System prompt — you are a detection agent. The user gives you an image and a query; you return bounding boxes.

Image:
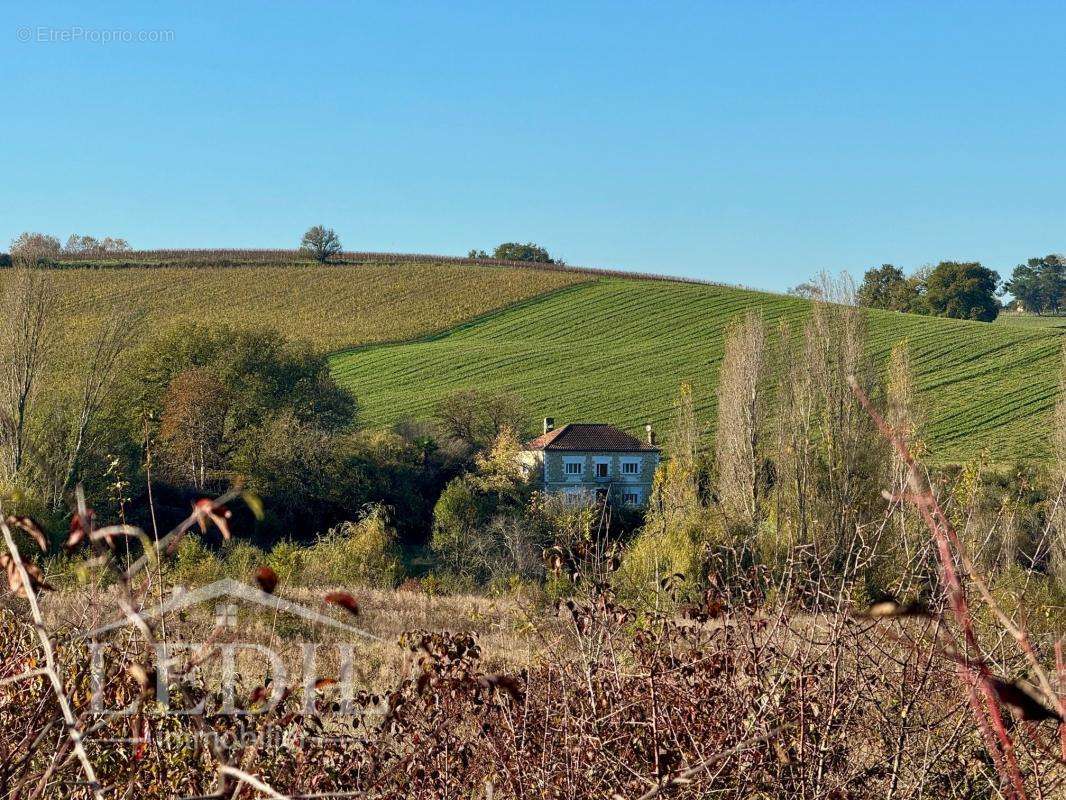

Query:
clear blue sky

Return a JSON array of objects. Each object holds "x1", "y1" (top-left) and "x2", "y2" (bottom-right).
[{"x1": 3, "y1": 1, "x2": 1064, "y2": 290}]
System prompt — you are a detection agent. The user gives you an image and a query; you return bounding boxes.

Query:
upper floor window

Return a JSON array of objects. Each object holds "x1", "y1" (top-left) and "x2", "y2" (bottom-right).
[
  {"x1": 595, "y1": 462, "x2": 609, "y2": 478},
  {"x1": 564, "y1": 461, "x2": 583, "y2": 475},
  {"x1": 621, "y1": 460, "x2": 641, "y2": 475}
]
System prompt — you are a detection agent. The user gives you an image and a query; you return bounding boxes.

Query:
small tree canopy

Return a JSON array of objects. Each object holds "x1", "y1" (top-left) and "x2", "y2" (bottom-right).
[
  {"x1": 857, "y1": 264, "x2": 923, "y2": 313},
  {"x1": 300, "y1": 225, "x2": 343, "y2": 263},
  {"x1": 1005, "y1": 255, "x2": 1066, "y2": 314},
  {"x1": 924, "y1": 261, "x2": 1001, "y2": 322},
  {"x1": 787, "y1": 282, "x2": 822, "y2": 300},
  {"x1": 492, "y1": 242, "x2": 555, "y2": 263}
]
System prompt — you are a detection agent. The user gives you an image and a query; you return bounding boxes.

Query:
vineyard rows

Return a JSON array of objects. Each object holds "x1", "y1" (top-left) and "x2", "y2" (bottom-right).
[{"x1": 332, "y1": 279, "x2": 1066, "y2": 464}]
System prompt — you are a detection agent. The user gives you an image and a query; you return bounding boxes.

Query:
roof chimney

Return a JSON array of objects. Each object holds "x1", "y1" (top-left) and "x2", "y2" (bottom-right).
[
  {"x1": 543, "y1": 417, "x2": 555, "y2": 435},
  {"x1": 645, "y1": 423, "x2": 656, "y2": 446}
]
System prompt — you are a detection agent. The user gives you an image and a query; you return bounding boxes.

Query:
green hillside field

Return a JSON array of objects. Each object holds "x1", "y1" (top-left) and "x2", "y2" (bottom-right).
[{"x1": 331, "y1": 279, "x2": 1066, "y2": 464}]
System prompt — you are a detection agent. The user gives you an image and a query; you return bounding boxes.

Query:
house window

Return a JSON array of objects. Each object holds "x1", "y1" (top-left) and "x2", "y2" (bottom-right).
[
  {"x1": 595, "y1": 462, "x2": 609, "y2": 478},
  {"x1": 623, "y1": 490, "x2": 641, "y2": 506},
  {"x1": 621, "y1": 460, "x2": 640, "y2": 476},
  {"x1": 564, "y1": 461, "x2": 583, "y2": 476}
]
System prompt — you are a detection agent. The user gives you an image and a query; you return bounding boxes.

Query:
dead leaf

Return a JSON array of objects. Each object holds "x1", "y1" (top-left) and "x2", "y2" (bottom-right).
[
  {"x1": 255, "y1": 566, "x2": 278, "y2": 594},
  {"x1": 7, "y1": 515, "x2": 48, "y2": 552},
  {"x1": 988, "y1": 677, "x2": 1062, "y2": 722},
  {"x1": 324, "y1": 591, "x2": 359, "y2": 616}
]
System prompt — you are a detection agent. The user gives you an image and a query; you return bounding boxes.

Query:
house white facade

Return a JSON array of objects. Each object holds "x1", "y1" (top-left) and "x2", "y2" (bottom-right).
[{"x1": 518, "y1": 418, "x2": 660, "y2": 507}]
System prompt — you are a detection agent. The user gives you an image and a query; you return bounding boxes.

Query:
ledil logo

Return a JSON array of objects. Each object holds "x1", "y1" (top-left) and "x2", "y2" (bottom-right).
[{"x1": 83, "y1": 578, "x2": 378, "y2": 718}]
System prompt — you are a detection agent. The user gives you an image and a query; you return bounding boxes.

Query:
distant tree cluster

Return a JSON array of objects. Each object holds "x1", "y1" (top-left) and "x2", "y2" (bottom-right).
[
  {"x1": 855, "y1": 261, "x2": 1002, "y2": 322},
  {"x1": 7, "y1": 231, "x2": 130, "y2": 265},
  {"x1": 1004, "y1": 254, "x2": 1066, "y2": 314},
  {"x1": 468, "y1": 242, "x2": 559, "y2": 264},
  {"x1": 63, "y1": 234, "x2": 130, "y2": 255}
]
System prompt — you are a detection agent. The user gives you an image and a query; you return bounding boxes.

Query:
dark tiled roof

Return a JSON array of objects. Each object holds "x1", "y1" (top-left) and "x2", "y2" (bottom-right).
[{"x1": 525, "y1": 423, "x2": 658, "y2": 452}]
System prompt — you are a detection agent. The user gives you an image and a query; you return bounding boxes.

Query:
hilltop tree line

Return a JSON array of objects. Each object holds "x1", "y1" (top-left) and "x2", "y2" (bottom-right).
[
  {"x1": 7, "y1": 227, "x2": 563, "y2": 269},
  {"x1": 6, "y1": 231, "x2": 130, "y2": 264},
  {"x1": 838, "y1": 254, "x2": 1066, "y2": 322}
]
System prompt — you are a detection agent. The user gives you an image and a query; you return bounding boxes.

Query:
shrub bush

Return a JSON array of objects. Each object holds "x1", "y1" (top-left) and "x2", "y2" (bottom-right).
[
  {"x1": 168, "y1": 533, "x2": 224, "y2": 585},
  {"x1": 299, "y1": 505, "x2": 404, "y2": 588}
]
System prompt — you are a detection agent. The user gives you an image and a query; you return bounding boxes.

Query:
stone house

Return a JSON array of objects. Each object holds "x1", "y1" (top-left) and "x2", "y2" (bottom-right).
[{"x1": 518, "y1": 418, "x2": 660, "y2": 507}]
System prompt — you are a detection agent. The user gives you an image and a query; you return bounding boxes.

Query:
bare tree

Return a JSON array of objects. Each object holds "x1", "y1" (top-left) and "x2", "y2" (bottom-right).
[
  {"x1": 435, "y1": 388, "x2": 527, "y2": 450},
  {"x1": 772, "y1": 274, "x2": 886, "y2": 569},
  {"x1": 882, "y1": 338, "x2": 929, "y2": 585},
  {"x1": 9, "y1": 232, "x2": 61, "y2": 260},
  {"x1": 661, "y1": 382, "x2": 701, "y2": 521},
  {"x1": 805, "y1": 272, "x2": 885, "y2": 562},
  {"x1": 774, "y1": 319, "x2": 814, "y2": 546},
  {"x1": 300, "y1": 225, "x2": 343, "y2": 263},
  {"x1": 715, "y1": 311, "x2": 767, "y2": 530},
  {"x1": 0, "y1": 255, "x2": 56, "y2": 482},
  {"x1": 886, "y1": 339, "x2": 922, "y2": 483},
  {"x1": 45, "y1": 310, "x2": 144, "y2": 509},
  {"x1": 63, "y1": 234, "x2": 130, "y2": 255}
]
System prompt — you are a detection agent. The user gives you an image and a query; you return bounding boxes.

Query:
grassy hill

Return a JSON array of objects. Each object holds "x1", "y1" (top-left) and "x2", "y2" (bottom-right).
[
  {"x1": 995, "y1": 313, "x2": 1066, "y2": 331},
  {"x1": 331, "y1": 279, "x2": 1065, "y2": 464},
  {"x1": 26, "y1": 252, "x2": 1066, "y2": 464}
]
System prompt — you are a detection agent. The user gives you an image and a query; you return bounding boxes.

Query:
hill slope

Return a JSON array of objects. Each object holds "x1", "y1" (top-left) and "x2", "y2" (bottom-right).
[
  {"x1": 37, "y1": 262, "x2": 587, "y2": 352},
  {"x1": 331, "y1": 279, "x2": 1065, "y2": 464}
]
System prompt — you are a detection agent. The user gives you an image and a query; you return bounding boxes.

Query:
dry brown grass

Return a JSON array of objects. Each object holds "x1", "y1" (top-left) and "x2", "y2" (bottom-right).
[{"x1": 27, "y1": 582, "x2": 545, "y2": 692}]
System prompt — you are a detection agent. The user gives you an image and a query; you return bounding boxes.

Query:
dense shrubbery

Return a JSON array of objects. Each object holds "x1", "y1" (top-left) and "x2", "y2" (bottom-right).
[{"x1": 167, "y1": 504, "x2": 404, "y2": 588}]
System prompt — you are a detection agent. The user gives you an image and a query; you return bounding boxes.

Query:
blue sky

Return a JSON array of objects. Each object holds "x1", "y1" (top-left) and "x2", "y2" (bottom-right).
[{"x1": 3, "y1": 1, "x2": 1064, "y2": 290}]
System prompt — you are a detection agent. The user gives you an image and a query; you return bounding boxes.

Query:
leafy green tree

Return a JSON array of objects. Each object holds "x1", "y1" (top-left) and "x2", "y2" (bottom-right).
[
  {"x1": 126, "y1": 325, "x2": 361, "y2": 537},
  {"x1": 300, "y1": 225, "x2": 343, "y2": 263},
  {"x1": 856, "y1": 265, "x2": 922, "y2": 312},
  {"x1": 430, "y1": 428, "x2": 539, "y2": 581},
  {"x1": 1005, "y1": 255, "x2": 1066, "y2": 314},
  {"x1": 492, "y1": 242, "x2": 555, "y2": 263},
  {"x1": 923, "y1": 261, "x2": 1001, "y2": 322},
  {"x1": 431, "y1": 475, "x2": 487, "y2": 574}
]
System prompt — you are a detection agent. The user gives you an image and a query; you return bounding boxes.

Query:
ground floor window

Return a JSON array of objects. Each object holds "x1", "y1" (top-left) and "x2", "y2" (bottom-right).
[{"x1": 622, "y1": 489, "x2": 641, "y2": 506}]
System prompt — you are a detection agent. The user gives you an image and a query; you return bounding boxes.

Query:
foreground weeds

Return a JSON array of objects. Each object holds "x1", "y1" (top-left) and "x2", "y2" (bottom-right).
[{"x1": 0, "y1": 566, "x2": 1061, "y2": 798}]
